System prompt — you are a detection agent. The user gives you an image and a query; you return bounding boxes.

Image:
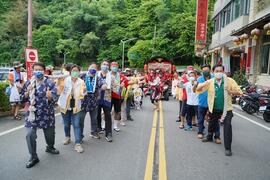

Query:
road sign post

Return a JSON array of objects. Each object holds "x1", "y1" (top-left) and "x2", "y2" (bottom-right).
[{"x1": 25, "y1": 48, "x2": 38, "y2": 80}]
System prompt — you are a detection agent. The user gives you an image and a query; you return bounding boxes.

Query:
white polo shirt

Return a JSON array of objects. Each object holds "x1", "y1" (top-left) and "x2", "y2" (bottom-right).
[{"x1": 184, "y1": 82, "x2": 199, "y2": 106}]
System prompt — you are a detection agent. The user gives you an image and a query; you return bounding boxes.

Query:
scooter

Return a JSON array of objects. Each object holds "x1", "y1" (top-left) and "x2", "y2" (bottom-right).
[{"x1": 240, "y1": 92, "x2": 270, "y2": 122}]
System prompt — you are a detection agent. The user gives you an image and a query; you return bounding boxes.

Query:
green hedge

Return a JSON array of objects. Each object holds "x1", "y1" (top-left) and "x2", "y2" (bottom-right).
[{"x1": 0, "y1": 82, "x2": 11, "y2": 112}]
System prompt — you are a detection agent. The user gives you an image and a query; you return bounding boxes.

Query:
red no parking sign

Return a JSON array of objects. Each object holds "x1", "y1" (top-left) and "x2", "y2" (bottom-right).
[{"x1": 25, "y1": 48, "x2": 39, "y2": 80}]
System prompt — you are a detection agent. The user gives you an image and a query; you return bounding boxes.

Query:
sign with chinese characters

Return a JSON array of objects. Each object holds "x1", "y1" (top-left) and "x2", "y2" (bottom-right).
[
  {"x1": 195, "y1": 0, "x2": 208, "y2": 44},
  {"x1": 25, "y1": 48, "x2": 39, "y2": 80}
]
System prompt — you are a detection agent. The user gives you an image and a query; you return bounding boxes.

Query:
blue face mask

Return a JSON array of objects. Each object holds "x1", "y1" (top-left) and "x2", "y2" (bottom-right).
[
  {"x1": 88, "y1": 69, "x2": 97, "y2": 75},
  {"x1": 112, "y1": 66, "x2": 118, "y2": 72},
  {"x1": 33, "y1": 71, "x2": 44, "y2": 79},
  {"x1": 101, "y1": 65, "x2": 109, "y2": 72}
]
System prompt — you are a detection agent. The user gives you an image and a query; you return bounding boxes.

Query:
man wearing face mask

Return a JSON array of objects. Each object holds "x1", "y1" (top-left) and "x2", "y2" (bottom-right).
[
  {"x1": 197, "y1": 64, "x2": 243, "y2": 156},
  {"x1": 21, "y1": 62, "x2": 59, "y2": 168},
  {"x1": 110, "y1": 62, "x2": 129, "y2": 131},
  {"x1": 80, "y1": 63, "x2": 103, "y2": 140},
  {"x1": 97, "y1": 60, "x2": 114, "y2": 142},
  {"x1": 179, "y1": 71, "x2": 199, "y2": 131},
  {"x1": 193, "y1": 64, "x2": 214, "y2": 140}
]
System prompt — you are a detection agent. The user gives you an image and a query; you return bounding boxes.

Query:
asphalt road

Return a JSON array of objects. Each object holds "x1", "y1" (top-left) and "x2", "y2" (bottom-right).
[{"x1": 0, "y1": 98, "x2": 270, "y2": 180}]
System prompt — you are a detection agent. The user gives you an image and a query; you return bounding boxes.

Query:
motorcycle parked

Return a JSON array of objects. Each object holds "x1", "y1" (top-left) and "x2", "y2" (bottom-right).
[{"x1": 239, "y1": 92, "x2": 270, "y2": 122}]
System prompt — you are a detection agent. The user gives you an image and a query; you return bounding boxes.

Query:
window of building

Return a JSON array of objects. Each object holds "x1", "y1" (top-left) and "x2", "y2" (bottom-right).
[
  {"x1": 260, "y1": 44, "x2": 270, "y2": 74},
  {"x1": 221, "y1": 11, "x2": 226, "y2": 27},
  {"x1": 214, "y1": 15, "x2": 220, "y2": 33},
  {"x1": 232, "y1": 0, "x2": 241, "y2": 20},
  {"x1": 244, "y1": 0, "x2": 250, "y2": 15},
  {"x1": 261, "y1": 35, "x2": 270, "y2": 74},
  {"x1": 226, "y1": 4, "x2": 231, "y2": 25}
]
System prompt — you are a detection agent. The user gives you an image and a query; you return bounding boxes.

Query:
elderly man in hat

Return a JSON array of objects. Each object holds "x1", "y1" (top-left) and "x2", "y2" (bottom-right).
[{"x1": 8, "y1": 61, "x2": 25, "y2": 120}]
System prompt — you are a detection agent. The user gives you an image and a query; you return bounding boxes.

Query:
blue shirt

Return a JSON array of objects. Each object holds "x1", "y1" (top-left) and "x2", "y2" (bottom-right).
[{"x1": 197, "y1": 75, "x2": 213, "y2": 108}]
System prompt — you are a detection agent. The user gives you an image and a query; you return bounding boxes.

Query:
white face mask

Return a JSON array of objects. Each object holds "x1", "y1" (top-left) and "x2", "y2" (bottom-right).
[
  {"x1": 214, "y1": 72, "x2": 223, "y2": 79},
  {"x1": 189, "y1": 77, "x2": 195, "y2": 82}
]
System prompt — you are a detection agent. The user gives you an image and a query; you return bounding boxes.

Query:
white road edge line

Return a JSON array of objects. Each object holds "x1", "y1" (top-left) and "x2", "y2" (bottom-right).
[
  {"x1": 0, "y1": 113, "x2": 61, "y2": 137},
  {"x1": 234, "y1": 112, "x2": 270, "y2": 132}
]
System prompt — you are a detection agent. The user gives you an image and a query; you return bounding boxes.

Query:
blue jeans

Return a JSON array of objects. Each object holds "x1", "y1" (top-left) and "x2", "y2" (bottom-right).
[
  {"x1": 61, "y1": 111, "x2": 81, "y2": 144},
  {"x1": 80, "y1": 107, "x2": 98, "y2": 139},
  {"x1": 197, "y1": 106, "x2": 208, "y2": 134}
]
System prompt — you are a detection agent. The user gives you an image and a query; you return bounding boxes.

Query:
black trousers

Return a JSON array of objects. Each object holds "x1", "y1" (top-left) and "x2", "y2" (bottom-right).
[
  {"x1": 208, "y1": 110, "x2": 233, "y2": 150},
  {"x1": 111, "y1": 98, "x2": 122, "y2": 113},
  {"x1": 97, "y1": 105, "x2": 112, "y2": 136},
  {"x1": 26, "y1": 126, "x2": 55, "y2": 159},
  {"x1": 223, "y1": 111, "x2": 233, "y2": 150}
]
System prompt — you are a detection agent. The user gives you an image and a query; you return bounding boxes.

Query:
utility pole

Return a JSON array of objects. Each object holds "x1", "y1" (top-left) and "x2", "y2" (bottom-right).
[
  {"x1": 152, "y1": 25, "x2": 157, "y2": 56},
  {"x1": 27, "y1": 0, "x2": 33, "y2": 47},
  {"x1": 120, "y1": 38, "x2": 137, "y2": 71}
]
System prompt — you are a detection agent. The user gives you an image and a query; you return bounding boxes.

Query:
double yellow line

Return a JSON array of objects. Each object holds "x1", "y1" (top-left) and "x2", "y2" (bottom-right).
[{"x1": 144, "y1": 101, "x2": 167, "y2": 180}]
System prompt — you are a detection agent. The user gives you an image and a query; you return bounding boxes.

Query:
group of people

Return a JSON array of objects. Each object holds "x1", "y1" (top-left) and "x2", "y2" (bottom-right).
[
  {"x1": 8, "y1": 60, "x2": 145, "y2": 168},
  {"x1": 173, "y1": 64, "x2": 243, "y2": 156},
  {"x1": 7, "y1": 60, "x2": 243, "y2": 169}
]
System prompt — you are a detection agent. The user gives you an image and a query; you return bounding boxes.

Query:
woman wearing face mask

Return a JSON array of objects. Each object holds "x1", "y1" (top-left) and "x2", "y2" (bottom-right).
[
  {"x1": 58, "y1": 64, "x2": 86, "y2": 153},
  {"x1": 80, "y1": 63, "x2": 103, "y2": 140},
  {"x1": 179, "y1": 71, "x2": 199, "y2": 131},
  {"x1": 21, "y1": 62, "x2": 59, "y2": 168},
  {"x1": 197, "y1": 64, "x2": 243, "y2": 156},
  {"x1": 97, "y1": 60, "x2": 114, "y2": 142},
  {"x1": 110, "y1": 62, "x2": 129, "y2": 131}
]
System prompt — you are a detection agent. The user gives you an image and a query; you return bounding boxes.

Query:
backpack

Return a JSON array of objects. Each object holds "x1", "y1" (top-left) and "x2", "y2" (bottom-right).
[{"x1": 5, "y1": 86, "x2": 11, "y2": 96}]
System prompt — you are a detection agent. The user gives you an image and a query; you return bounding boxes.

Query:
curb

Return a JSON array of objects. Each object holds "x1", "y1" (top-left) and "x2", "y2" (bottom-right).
[{"x1": 0, "y1": 111, "x2": 12, "y2": 118}]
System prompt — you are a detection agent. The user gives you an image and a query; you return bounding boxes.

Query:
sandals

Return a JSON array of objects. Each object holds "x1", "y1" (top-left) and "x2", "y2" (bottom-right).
[{"x1": 14, "y1": 115, "x2": 22, "y2": 120}]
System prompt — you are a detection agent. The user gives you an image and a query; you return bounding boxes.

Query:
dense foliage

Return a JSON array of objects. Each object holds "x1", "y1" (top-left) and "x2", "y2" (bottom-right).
[
  {"x1": 0, "y1": 82, "x2": 11, "y2": 111},
  {"x1": 0, "y1": 0, "x2": 215, "y2": 68}
]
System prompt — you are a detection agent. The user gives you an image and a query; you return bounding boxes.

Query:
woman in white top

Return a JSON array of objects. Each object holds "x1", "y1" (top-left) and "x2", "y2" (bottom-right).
[
  {"x1": 58, "y1": 64, "x2": 86, "y2": 153},
  {"x1": 180, "y1": 71, "x2": 198, "y2": 131}
]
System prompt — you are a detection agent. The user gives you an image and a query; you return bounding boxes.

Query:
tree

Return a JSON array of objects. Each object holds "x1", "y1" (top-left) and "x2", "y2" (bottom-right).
[
  {"x1": 32, "y1": 25, "x2": 62, "y2": 65},
  {"x1": 128, "y1": 40, "x2": 153, "y2": 68}
]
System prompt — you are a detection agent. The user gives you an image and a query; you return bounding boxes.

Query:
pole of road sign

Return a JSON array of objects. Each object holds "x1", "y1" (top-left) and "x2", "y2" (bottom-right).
[
  {"x1": 121, "y1": 41, "x2": 125, "y2": 71},
  {"x1": 27, "y1": 0, "x2": 33, "y2": 47},
  {"x1": 121, "y1": 38, "x2": 137, "y2": 71}
]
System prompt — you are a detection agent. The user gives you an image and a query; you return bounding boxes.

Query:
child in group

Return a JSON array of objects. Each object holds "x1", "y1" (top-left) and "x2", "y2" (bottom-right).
[{"x1": 133, "y1": 83, "x2": 143, "y2": 110}]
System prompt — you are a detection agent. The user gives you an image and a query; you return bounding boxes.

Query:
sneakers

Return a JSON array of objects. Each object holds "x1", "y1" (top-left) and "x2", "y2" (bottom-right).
[
  {"x1": 225, "y1": 149, "x2": 232, "y2": 156},
  {"x1": 215, "y1": 138, "x2": 222, "y2": 144},
  {"x1": 120, "y1": 122, "x2": 126, "y2": 126},
  {"x1": 184, "y1": 126, "x2": 192, "y2": 131},
  {"x1": 74, "y1": 144, "x2": 84, "y2": 153},
  {"x1": 202, "y1": 138, "x2": 213, "y2": 143},
  {"x1": 90, "y1": 133, "x2": 100, "y2": 139},
  {"x1": 114, "y1": 127, "x2": 120, "y2": 132},
  {"x1": 197, "y1": 134, "x2": 204, "y2": 139},
  {"x1": 105, "y1": 134, "x2": 113, "y2": 142},
  {"x1": 45, "y1": 146, "x2": 60, "y2": 154},
  {"x1": 63, "y1": 137, "x2": 71, "y2": 145}
]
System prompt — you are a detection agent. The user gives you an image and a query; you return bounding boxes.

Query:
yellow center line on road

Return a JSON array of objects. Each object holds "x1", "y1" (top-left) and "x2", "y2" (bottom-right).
[
  {"x1": 144, "y1": 110, "x2": 158, "y2": 180},
  {"x1": 159, "y1": 101, "x2": 167, "y2": 180}
]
